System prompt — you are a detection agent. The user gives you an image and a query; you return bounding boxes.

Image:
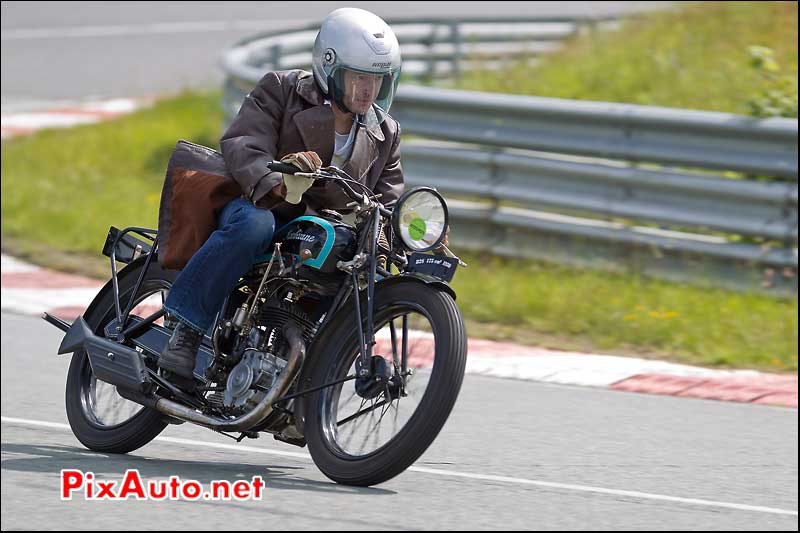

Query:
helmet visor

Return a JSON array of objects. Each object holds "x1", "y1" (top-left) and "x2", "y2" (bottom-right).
[{"x1": 332, "y1": 67, "x2": 400, "y2": 120}]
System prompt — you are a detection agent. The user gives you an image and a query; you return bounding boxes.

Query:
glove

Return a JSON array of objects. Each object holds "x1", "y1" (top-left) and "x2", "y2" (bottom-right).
[
  {"x1": 282, "y1": 151, "x2": 322, "y2": 172},
  {"x1": 272, "y1": 151, "x2": 322, "y2": 204}
]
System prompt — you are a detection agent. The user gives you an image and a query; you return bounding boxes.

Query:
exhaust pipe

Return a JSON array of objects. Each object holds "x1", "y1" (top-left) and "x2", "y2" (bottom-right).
[
  {"x1": 43, "y1": 312, "x2": 71, "y2": 333},
  {"x1": 152, "y1": 322, "x2": 306, "y2": 431}
]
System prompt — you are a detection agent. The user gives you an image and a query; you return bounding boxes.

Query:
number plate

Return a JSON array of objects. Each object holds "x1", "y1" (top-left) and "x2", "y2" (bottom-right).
[{"x1": 406, "y1": 253, "x2": 458, "y2": 282}]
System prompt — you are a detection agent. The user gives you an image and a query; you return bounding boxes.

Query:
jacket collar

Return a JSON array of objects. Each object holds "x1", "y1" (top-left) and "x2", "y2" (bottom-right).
[
  {"x1": 341, "y1": 121, "x2": 380, "y2": 180},
  {"x1": 296, "y1": 71, "x2": 326, "y2": 106}
]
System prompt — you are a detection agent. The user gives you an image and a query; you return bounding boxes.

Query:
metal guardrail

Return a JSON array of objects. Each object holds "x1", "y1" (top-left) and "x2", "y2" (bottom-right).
[
  {"x1": 395, "y1": 86, "x2": 799, "y2": 180},
  {"x1": 220, "y1": 17, "x2": 799, "y2": 294}
]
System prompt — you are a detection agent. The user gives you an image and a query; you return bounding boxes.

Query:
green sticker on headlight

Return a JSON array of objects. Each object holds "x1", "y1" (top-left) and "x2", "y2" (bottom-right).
[{"x1": 409, "y1": 218, "x2": 427, "y2": 240}]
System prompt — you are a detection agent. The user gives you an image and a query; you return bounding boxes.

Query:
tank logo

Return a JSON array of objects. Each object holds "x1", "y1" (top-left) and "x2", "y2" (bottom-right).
[{"x1": 286, "y1": 231, "x2": 316, "y2": 243}]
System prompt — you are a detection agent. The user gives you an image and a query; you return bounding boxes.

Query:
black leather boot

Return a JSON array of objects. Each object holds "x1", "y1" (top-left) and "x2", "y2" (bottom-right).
[{"x1": 158, "y1": 321, "x2": 202, "y2": 379}]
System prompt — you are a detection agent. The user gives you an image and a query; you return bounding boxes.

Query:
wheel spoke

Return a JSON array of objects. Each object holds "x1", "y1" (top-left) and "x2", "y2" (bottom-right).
[
  {"x1": 379, "y1": 384, "x2": 393, "y2": 420},
  {"x1": 340, "y1": 397, "x2": 368, "y2": 449},
  {"x1": 402, "y1": 314, "x2": 408, "y2": 375},
  {"x1": 356, "y1": 399, "x2": 379, "y2": 455},
  {"x1": 392, "y1": 391, "x2": 400, "y2": 433},
  {"x1": 389, "y1": 319, "x2": 400, "y2": 370},
  {"x1": 340, "y1": 388, "x2": 358, "y2": 409}
]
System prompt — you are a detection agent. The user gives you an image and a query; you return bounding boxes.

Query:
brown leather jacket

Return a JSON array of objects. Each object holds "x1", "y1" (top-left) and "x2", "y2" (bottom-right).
[
  {"x1": 221, "y1": 69, "x2": 405, "y2": 221},
  {"x1": 157, "y1": 69, "x2": 404, "y2": 270}
]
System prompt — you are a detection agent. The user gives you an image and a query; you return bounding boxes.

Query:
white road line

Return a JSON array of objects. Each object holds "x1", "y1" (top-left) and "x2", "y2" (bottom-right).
[
  {"x1": 2, "y1": 416, "x2": 797, "y2": 517},
  {"x1": 406, "y1": 467, "x2": 799, "y2": 517},
  {"x1": 1, "y1": 20, "x2": 310, "y2": 40}
]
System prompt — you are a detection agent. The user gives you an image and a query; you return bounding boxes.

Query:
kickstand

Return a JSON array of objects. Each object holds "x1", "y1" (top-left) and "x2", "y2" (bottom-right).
[{"x1": 216, "y1": 431, "x2": 260, "y2": 442}]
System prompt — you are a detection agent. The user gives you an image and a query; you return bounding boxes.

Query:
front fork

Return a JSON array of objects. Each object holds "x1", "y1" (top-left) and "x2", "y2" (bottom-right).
[
  {"x1": 352, "y1": 210, "x2": 411, "y2": 392},
  {"x1": 350, "y1": 208, "x2": 380, "y2": 368}
]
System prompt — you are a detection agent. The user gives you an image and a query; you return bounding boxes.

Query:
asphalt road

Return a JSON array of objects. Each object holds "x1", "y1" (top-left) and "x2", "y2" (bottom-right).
[
  {"x1": 1, "y1": 312, "x2": 797, "y2": 530},
  {"x1": 1, "y1": 1, "x2": 668, "y2": 111}
]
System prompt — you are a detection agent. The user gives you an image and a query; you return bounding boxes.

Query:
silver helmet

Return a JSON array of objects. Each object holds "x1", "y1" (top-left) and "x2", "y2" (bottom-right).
[{"x1": 312, "y1": 8, "x2": 401, "y2": 123}]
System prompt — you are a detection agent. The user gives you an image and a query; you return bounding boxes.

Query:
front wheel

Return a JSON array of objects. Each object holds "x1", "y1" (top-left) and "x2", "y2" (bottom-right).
[{"x1": 304, "y1": 281, "x2": 467, "y2": 486}]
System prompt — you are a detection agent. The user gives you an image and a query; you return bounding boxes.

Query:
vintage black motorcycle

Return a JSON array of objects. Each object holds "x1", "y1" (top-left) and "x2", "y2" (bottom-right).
[{"x1": 44, "y1": 155, "x2": 467, "y2": 486}]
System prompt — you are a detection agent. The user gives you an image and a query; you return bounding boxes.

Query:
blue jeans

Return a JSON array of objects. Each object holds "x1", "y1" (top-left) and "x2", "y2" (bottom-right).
[{"x1": 163, "y1": 197, "x2": 285, "y2": 334}]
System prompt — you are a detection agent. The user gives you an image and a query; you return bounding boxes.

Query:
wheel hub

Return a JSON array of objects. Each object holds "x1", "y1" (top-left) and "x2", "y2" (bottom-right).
[{"x1": 355, "y1": 356, "x2": 401, "y2": 400}]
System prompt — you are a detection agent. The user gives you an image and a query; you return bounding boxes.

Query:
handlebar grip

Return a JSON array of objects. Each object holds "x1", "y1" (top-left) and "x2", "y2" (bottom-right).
[{"x1": 267, "y1": 161, "x2": 302, "y2": 175}]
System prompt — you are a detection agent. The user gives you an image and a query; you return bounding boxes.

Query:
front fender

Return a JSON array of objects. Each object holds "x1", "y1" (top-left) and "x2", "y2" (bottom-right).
[{"x1": 376, "y1": 272, "x2": 457, "y2": 301}]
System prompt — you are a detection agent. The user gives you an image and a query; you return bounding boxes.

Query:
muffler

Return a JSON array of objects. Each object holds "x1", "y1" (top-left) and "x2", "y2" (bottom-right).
[{"x1": 57, "y1": 316, "x2": 150, "y2": 392}]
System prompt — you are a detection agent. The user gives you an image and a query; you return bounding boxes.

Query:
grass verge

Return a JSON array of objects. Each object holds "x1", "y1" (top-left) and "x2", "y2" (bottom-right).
[{"x1": 450, "y1": 251, "x2": 797, "y2": 372}]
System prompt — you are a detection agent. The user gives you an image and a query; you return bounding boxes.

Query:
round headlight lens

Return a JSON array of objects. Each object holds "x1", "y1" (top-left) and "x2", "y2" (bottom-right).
[{"x1": 392, "y1": 188, "x2": 448, "y2": 252}]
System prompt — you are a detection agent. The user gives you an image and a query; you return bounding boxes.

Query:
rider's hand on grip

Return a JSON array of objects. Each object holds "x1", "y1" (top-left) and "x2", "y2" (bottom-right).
[
  {"x1": 281, "y1": 151, "x2": 322, "y2": 172},
  {"x1": 274, "y1": 151, "x2": 322, "y2": 204}
]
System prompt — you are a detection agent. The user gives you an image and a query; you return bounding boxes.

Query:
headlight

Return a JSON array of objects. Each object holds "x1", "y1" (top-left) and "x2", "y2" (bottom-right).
[{"x1": 392, "y1": 187, "x2": 449, "y2": 252}]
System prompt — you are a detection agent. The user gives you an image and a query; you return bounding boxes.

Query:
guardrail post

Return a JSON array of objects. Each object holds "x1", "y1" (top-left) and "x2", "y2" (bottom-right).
[
  {"x1": 450, "y1": 21, "x2": 462, "y2": 79},
  {"x1": 425, "y1": 24, "x2": 438, "y2": 82},
  {"x1": 487, "y1": 147, "x2": 506, "y2": 254},
  {"x1": 270, "y1": 43, "x2": 283, "y2": 70}
]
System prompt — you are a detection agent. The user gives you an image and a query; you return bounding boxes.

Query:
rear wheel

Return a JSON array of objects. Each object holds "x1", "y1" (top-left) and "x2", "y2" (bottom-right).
[
  {"x1": 304, "y1": 282, "x2": 467, "y2": 486},
  {"x1": 65, "y1": 258, "x2": 176, "y2": 454}
]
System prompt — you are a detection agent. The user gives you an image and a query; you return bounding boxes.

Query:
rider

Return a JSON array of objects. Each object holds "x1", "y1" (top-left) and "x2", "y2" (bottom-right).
[{"x1": 158, "y1": 7, "x2": 406, "y2": 379}]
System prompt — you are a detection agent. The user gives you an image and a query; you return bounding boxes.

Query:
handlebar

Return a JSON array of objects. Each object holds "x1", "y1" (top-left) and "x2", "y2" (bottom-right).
[
  {"x1": 267, "y1": 161, "x2": 392, "y2": 218},
  {"x1": 267, "y1": 161, "x2": 302, "y2": 175}
]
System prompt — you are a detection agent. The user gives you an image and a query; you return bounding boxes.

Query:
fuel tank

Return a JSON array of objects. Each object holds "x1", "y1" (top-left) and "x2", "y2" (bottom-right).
[{"x1": 259, "y1": 215, "x2": 357, "y2": 273}]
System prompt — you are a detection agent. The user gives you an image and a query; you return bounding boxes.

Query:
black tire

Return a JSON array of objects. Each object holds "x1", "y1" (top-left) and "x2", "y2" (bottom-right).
[
  {"x1": 65, "y1": 257, "x2": 177, "y2": 454},
  {"x1": 303, "y1": 281, "x2": 467, "y2": 486}
]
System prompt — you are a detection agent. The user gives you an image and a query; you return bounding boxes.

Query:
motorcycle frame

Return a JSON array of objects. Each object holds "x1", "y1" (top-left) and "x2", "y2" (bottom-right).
[{"x1": 105, "y1": 226, "x2": 166, "y2": 343}]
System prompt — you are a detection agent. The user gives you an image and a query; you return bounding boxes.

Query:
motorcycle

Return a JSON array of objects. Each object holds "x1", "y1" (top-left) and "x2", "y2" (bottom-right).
[{"x1": 44, "y1": 156, "x2": 468, "y2": 486}]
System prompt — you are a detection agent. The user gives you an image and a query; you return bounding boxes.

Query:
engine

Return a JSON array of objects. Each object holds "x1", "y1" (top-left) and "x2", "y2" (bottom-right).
[
  {"x1": 213, "y1": 298, "x2": 316, "y2": 416},
  {"x1": 223, "y1": 348, "x2": 286, "y2": 413}
]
